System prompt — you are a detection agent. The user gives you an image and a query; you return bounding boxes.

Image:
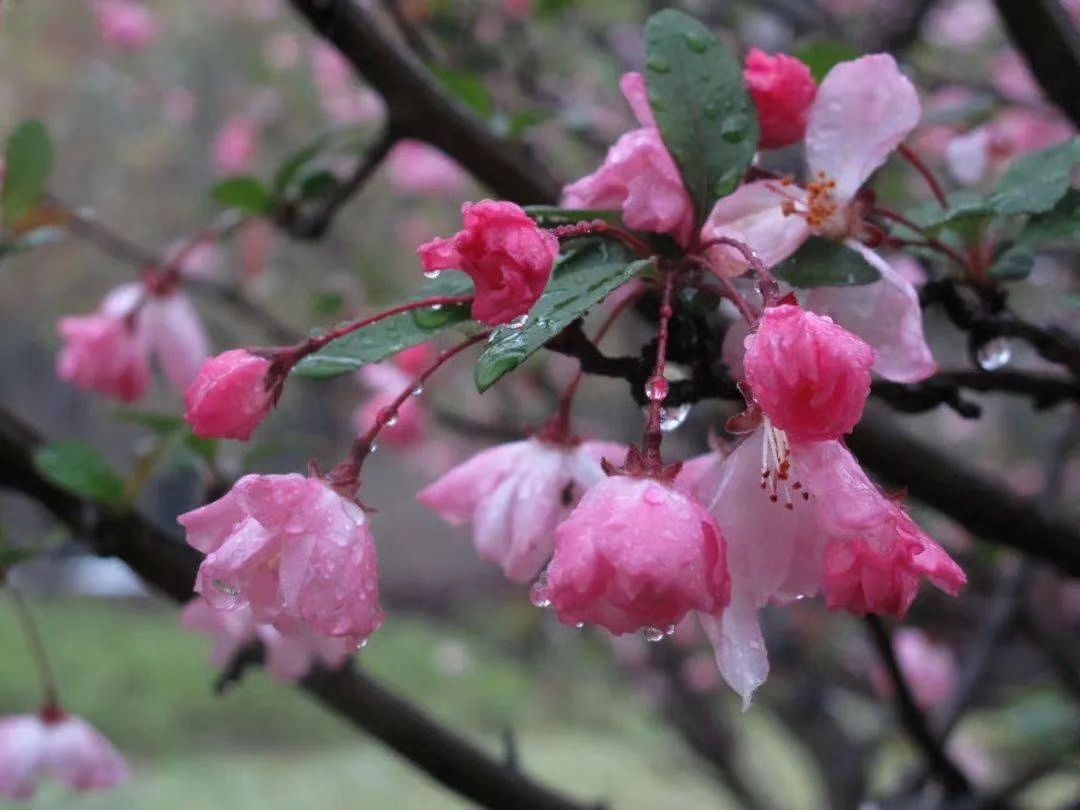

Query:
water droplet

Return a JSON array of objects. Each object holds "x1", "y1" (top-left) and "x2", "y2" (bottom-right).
[
  {"x1": 575, "y1": 622, "x2": 584, "y2": 629},
  {"x1": 643, "y1": 626, "x2": 665, "y2": 643},
  {"x1": 643, "y1": 485, "x2": 668, "y2": 505},
  {"x1": 423, "y1": 269, "x2": 442, "y2": 280},
  {"x1": 659, "y1": 402, "x2": 692, "y2": 432},
  {"x1": 683, "y1": 32, "x2": 709, "y2": 52},
  {"x1": 369, "y1": 442, "x2": 379, "y2": 454},
  {"x1": 384, "y1": 414, "x2": 399, "y2": 427},
  {"x1": 507, "y1": 313, "x2": 528, "y2": 329},
  {"x1": 211, "y1": 579, "x2": 239, "y2": 596},
  {"x1": 646, "y1": 58, "x2": 671, "y2": 74},
  {"x1": 411, "y1": 386, "x2": 424, "y2": 396},
  {"x1": 645, "y1": 375, "x2": 669, "y2": 401},
  {"x1": 976, "y1": 337, "x2": 1012, "y2": 371},
  {"x1": 358, "y1": 638, "x2": 369, "y2": 650},
  {"x1": 703, "y1": 101, "x2": 721, "y2": 120},
  {"x1": 665, "y1": 625, "x2": 676, "y2": 636}
]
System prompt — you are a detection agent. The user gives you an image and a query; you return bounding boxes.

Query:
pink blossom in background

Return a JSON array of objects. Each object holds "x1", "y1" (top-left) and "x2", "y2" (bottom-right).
[
  {"x1": 164, "y1": 238, "x2": 225, "y2": 281},
  {"x1": 0, "y1": 712, "x2": 128, "y2": 800},
  {"x1": 870, "y1": 628, "x2": 958, "y2": 710},
  {"x1": 945, "y1": 110, "x2": 1073, "y2": 186},
  {"x1": 945, "y1": 127, "x2": 991, "y2": 185},
  {"x1": 93, "y1": 0, "x2": 158, "y2": 52},
  {"x1": 536, "y1": 475, "x2": 730, "y2": 636},
  {"x1": 310, "y1": 43, "x2": 385, "y2": 125},
  {"x1": 181, "y1": 599, "x2": 355, "y2": 681},
  {"x1": 418, "y1": 200, "x2": 559, "y2": 325},
  {"x1": 355, "y1": 389, "x2": 427, "y2": 448},
  {"x1": 238, "y1": 218, "x2": 275, "y2": 282},
  {"x1": 180, "y1": 473, "x2": 383, "y2": 642},
  {"x1": 562, "y1": 72, "x2": 695, "y2": 245},
  {"x1": 923, "y1": 0, "x2": 996, "y2": 49},
  {"x1": 184, "y1": 349, "x2": 274, "y2": 440},
  {"x1": 391, "y1": 343, "x2": 437, "y2": 377},
  {"x1": 142, "y1": 291, "x2": 211, "y2": 392},
  {"x1": 212, "y1": 116, "x2": 259, "y2": 177},
  {"x1": 992, "y1": 50, "x2": 1043, "y2": 104},
  {"x1": 743, "y1": 49, "x2": 817, "y2": 149},
  {"x1": 418, "y1": 438, "x2": 624, "y2": 582},
  {"x1": 387, "y1": 140, "x2": 467, "y2": 195}
]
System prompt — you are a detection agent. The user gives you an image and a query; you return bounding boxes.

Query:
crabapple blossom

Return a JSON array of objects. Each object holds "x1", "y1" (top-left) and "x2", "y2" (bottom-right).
[
  {"x1": 92, "y1": 0, "x2": 158, "y2": 52},
  {"x1": 142, "y1": 291, "x2": 211, "y2": 391},
  {"x1": 743, "y1": 49, "x2": 817, "y2": 149},
  {"x1": 179, "y1": 473, "x2": 383, "y2": 642},
  {"x1": 561, "y1": 73, "x2": 695, "y2": 245},
  {"x1": 417, "y1": 200, "x2": 559, "y2": 325},
  {"x1": 418, "y1": 438, "x2": 624, "y2": 582},
  {"x1": 0, "y1": 712, "x2": 128, "y2": 800},
  {"x1": 744, "y1": 304, "x2": 875, "y2": 442},
  {"x1": 181, "y1": 599, "x2": 355, "y2": 681},
  {"x1": 869, "y1": 628, "x2": 958, "y2": 711},
  {"x1": 184, "y1": 349, "x2": 275, "y2": 440},
  {"x1": 387, "y1": 140, "x2": 467, "y2": 195},
  {"x1": 535, "y1": 474, "x2": 730, "y2": 636},
  {"x1": 212, "y1": 115, "x2": 259, "y2": 176}
]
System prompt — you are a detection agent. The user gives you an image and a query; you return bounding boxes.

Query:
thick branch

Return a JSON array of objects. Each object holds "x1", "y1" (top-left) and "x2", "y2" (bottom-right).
[{"x1": 0, "y1": 405, "x2": 588, "y2": 810}]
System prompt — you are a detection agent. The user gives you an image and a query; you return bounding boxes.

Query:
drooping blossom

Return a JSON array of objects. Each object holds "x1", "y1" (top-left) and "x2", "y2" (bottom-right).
[
  {"x1": 701, "y1": 54, "x2": 936, "y2": 383},
  {"x1": 419, "y1": 438, "x2": 625, "y2": 582},
  {"x1": 870, "y1": 627, "x2": 958, "y2": 710},
  {"x1": 179, "y1": 473, "x2": 383, "y2": 642},
  {"x1": 417, "y1": 200, "x2": 559, "y2": 325},
  {"x1": 743, "y1": 49, "x2": 817, "y2": 149},
  {"x1": 386, "y1": 140, "x2": 467, "y2": 196},
  {"x1": 181, "y1": 599, "x2": 355, "y2": 681},
  {"x1": 0, "y1": 711, "x2": 128, "y2": 800},
  {"x1": 93, "y1": 0, "x2": 158, "y2": 52},
  {"x1": 184, "y1": 349, "x2": 275, "y2": 440},
  {"x1": 534, "y1": 473, "x2": 730, "y2": 635},
  {"x1": 212, "y1": 115, "x2": 259, "y2": 176},
  {"x1": 142, "y1": 291, "x2": 211, "y2": 391},
  {"x1": 562, "y1": 72, "x2": 695, "y2": 245}
]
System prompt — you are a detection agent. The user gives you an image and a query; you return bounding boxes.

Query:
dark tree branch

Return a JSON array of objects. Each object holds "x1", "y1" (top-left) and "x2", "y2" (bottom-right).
[
  {"x1": 865, "y1": 616, "x2": 971, "y2": 796},
  {"x1": 0, "y1": 405, "x2": 590, "y2": 810},
  {"x1": 994, "y1": 0, "x2": 1080, "y2": 128}
]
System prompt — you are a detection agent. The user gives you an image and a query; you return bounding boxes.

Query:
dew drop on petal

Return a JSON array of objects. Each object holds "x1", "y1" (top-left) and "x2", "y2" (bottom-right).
[
  {"x1": 643, "y1": 626, "x2": 665, "y2": 643},
  {"x1": 574, "y1": 622, "x2": 584, "y2": 629},
  {"x1": 976, "y1": 337, "x2": 1012, "y2": 371},
  {"x1": 507, "y1": 314, "x2": 529, "y2": 329},
  {"x1": 423, "y1": 269, "x2": 442, "y2": 279},
  {"x1": 211, "y1": 579, "x2": 239, "y2": 596},
  {"x1": 643, "y1": 485, "x2": 667, "y2": 505}
]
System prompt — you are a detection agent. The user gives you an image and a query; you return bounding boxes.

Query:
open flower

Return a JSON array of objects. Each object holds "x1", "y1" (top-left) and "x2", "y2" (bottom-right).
[
  {"x1": 535, "y1": 474, "x2": 730, "y2": 635},
  {"x1": 418, "y1": 200, "x2": 559, "y2": 325},
  {"x1": 179, "y1": 473, "x2": 383, "y2": 643},
  {"x1": 702, "y1": 54, "x2": 935, "y2": 383},
  {"x1": 184, "y1": 349, "x2": 275, "y2": 440},
  {"x1": 181, "y1": 599, "x2": 355, "y2": 681},
  {"x1": 743, "y1": 49, "x2": 817, "y2": 149},
  {"x1": 561, "y1": 73, "x2": 694, "y2": 245},
  {"x1": 418, "y1": 438, "x2": 624, "y2": 582},
  {"x1": 0, "y1": 712, "x2": 128, "y2": 800}
]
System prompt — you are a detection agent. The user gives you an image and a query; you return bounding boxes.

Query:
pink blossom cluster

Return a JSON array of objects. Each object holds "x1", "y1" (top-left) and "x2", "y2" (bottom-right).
[{"x1": 92, "y1": 0, "x2": 158, "y2": 52}]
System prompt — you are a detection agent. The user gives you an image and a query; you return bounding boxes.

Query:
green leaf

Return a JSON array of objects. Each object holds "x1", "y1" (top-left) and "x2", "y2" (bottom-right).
[
  {"x1": 989, "y1": 136, "x2": 1080, "y2": 216},
  {"x1": 904, "y1": 190, "x2": 992, "y2": 236},
  {"x1": 431, "y1": 67, "x2": 495, "y2": 119},
  {"x1": 988, "y1": 244, "x2": 1035, "y2": 281},
  {"x1": 272, "y1": 134, "x2": 335, "y2": 196},
  {"x1": 1017, "y1": 189, "x2": 1080, "y2": 248},
  {"x1": 773, "y1": 238, "x2": 881, "y2": 287},
  {"x1": 33, "y1": 440, "x2": 125, "y2": 506},
  {"x1": 297, "y1": 170, "x2": 339, "y2": 202},
  {"x1": 794, "y1": 40, "x2": 860, "y2": 82},
  {"x1": 474, "y1": 242, "x2": 652, "y2": 392},
  {"x1": 3, "y1": 121, "x2": 54, "y2": 226},
  {"x1": 522, "y1": 206, "x2": 624, "y2": 226},
  {"x1": 210, "y1": 176, "x2": 272, "y2": 214},
  {"x1": 293, "y1": 272, "x2": 476, "y2": 379},
  {"x1": 644, "y1": 10, "x2": 758, "y2": 226}
]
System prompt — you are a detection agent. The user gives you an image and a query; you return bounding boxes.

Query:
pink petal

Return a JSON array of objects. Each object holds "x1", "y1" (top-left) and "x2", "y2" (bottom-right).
[
  {"x1": 43, "y1": 716, "x2": 128, "y2": 793},
  {"x1": 0, "y1": 716, "x2": 47, "y2": 800},
  {"x1": 699, "y1": 181, "x2": 810, "y2": 277},
  {"x1": 619, "y1": 72, "x2": 656, "y2": 129},
  {"x1": 143, "y1": 292, "x2": 211, "y2": 391}
]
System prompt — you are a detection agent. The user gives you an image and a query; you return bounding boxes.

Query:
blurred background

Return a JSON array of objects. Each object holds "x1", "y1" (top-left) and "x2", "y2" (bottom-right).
[{"x1": 1, "y1": 0, "x2": 1079, "y2": 807}]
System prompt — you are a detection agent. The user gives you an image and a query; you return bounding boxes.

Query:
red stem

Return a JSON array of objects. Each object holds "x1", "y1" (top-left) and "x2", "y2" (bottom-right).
[
  {"x1": 898, "y1": 143, "x2": 949, "y2": 210},
  {"x1": 640, "y1": 270, "x2": 676, "y2": 469},
  {"x1": 695, "y1": 236, "x2": 779, "y2": 307},
  {"x1": 873, "y1": 207, "x2": 973, "y2": 271},
  {"x1": 7, "y1": 586, "x2": 60, "y2": 713},
  {"x1": 548, "y1": 220, "x2": 654, "y2": 258}
]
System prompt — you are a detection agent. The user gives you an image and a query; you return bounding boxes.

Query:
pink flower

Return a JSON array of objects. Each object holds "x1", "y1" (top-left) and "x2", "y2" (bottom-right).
[
  {"x1": 212, "y1": 116, "x2": 259, "y2": 177},
  {"x1": 387, "y1": 140, "x2": 467, "y2": 195},
  {"x1": 142, "y1": 291, "x2": 211, "y2": 391},
  {"x1": 184, "y1": 349, "x2": 275, "y2": 440},
  {"x1": 743, "y1": 49, "x2": 817, "y2": 149},
  {"x1": 535, "y1": 475, "x2": 730, "y2": 636},
  {"x1": 418, "y1": 438, "x2": 624, "y2": 582},
  {"x1": 180, "y1": 473, "x2": 383, "y2": 641},
  {"x1": 57, "y1": 285, "x2": 150, "y2": 403},
  {"x1": 561, "y1": 73, "x2": 695, "y2": 245},
  {"x1": 0, "y1": 712, "x2": 128, "y2": 800},
  {"x1": 93, "y1": 0, "x2": 158, "y2": 52},
  {"x1": 870, "y1": 628, "x2": 958, "y2": 711},
  {"x1": 418, "y1": 200, "x2": 559, "y2": 325},
  {"x1": 701, "y1": 55, "x2": 935, "y2": 383},
  {"x1": 238, "y1": 218, "x2": 275, "y2": 282},
  {"x1": 744, "y1": 304, "x2": 875, "y2": 442},
  {"x1": 181, "y1": 599, "x2": 355, "y2": 681},
  {"x1": 310, "y1": 43, "x2": 385, "y2": 125}
]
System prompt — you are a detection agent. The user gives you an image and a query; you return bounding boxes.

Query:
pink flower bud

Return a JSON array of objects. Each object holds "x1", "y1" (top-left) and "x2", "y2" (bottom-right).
[
  {"x1": 0, "y1": 713, "x2": 128, "y2": 800},
  {"x1": 184, "y1": 349, "x2": 274, "y2": 440},
  {"x1": 743, "y1": 49, "x2": 817, "y2": 149},
  {"x1": 744, "y1": 304, "x2": 875, "y2": 442},
  {"x1": 93, "y1": 0, "x2": 158, "y2": 52},
  {"x1": 179, "y1": 473, "x2": 383, "y2": 641},
  {"x1": 536, "y1": 476, "x2": 730, "y2": 635},
  {"x1": 418, "y1": 200, "x2": 559, "y2": 325}
]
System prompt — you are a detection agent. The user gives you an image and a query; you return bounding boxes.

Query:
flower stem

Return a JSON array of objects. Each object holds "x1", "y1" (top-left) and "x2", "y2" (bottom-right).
[
  {"x1": 640, "y1": 269, "x2": 676, "y2": 470},
  {"x1": 898, "y1": 143, "x2": 949, "y2": 210},
  {"x1": 547, "y1": 220, "x2": 655, "y2": 258},
  {"x1": 7, "y1": 586, "x2": 60, "y2": 712},
  {"x1": 696, "y1": 236, "x2": 779, "y2": 308}
]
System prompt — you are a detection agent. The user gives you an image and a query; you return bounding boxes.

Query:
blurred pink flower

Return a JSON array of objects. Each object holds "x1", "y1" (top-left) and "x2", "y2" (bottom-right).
[
  {"x1": 386, "y1": 140, "x2": 467, "y2": 195},
  {"x1": 870, "y1": 628, "x2": 958, "y2": 710},
  {"x1": 924, "y1": 0, "x2": 996, "y2": 49},
  {"x1": 93, "y1": 0, "x2": 158, "y2": 52},
  {"x1": 310, "y1": 43, "x2": 385, "y2": 125},
  {"x1": 212, "y1": 116, "x2": 259, "y2": 177},
  {"x1": 162, "y1": 87, "x2": 196, "y2": 124}
]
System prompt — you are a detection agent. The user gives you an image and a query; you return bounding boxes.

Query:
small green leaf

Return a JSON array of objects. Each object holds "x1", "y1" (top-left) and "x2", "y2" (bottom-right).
[
  {"x1": 210, "y1": 176, "x2": 272, "y2": 214},
  {"x1": 773, "y1": 238, "x2": 881, "y2": 287},
  {"x1": 474, "y1": 242, "x2": 652, "y2": 392},
  {"x1": 793, "y1": 40, "x2": 860, "y2": 82},
  {"x1": 989, "y1": 136, "x2": 1080, "y2": 216},
  {"x1": 431, "y1": 67, "x2": 495, "y2": 119},
  {"x1": 3, "y1": 121, "x2": 54, "y2": 226},
  {"x1": 988, "y1": 244, "x2": 1035, "y2": 281},
  {"x1": 33, "y1": 440, "x2": 125, "y2": 506},
  {"x1": 297, "y1": 170, "x2": 339, "y2": 202},
  {"x1": 644, "y1": 10, "x2": 758, "y2": 226},
  {"x1": 1017, "y1": 189, "x2": 1080, "y2": 248},
  {"x1": 272, "y1": 134, "x2": 335, "y2": 195},
  {"x1": 293, "y1": 273, "x2": 475, "y2": 379},
  {"x1": 522, "y1": 206, "x2": 624, "y2": 226},
  {"x1": 904, "y1": 191, "x2": 992, "y2": 236}
]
